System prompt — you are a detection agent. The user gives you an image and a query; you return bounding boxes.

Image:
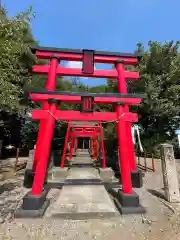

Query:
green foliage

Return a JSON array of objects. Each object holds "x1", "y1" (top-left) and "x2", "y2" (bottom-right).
[
  {"x1": 0, "y1": 6, "x2": 36, "y2": 113},
  {"x1": 136, "y1": 41, "x2": 180, "y2": 151},
  {"x1": 105, "y1": 41, "x2": 180, "y2": 153}
]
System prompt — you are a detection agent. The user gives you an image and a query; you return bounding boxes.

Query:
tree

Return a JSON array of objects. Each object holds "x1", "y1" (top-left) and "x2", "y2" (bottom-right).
[
  {"x1": 0, "y1": 6, "x2": 36, "y2": 113},
  {"x1": 134, "y1": 41, "x2": 180, "y2": 151},
  {"x1": 105, "y1": 41, "x2": 180, "y2": 153},
  {"x1": 0, "y1": 6, "x2": 37, "y2": 152}
]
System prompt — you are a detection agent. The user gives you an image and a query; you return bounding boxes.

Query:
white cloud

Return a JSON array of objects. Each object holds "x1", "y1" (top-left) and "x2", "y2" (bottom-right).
[
  {"x1": 66, "y1": 61, "x2": 97, "y2": 83},
  {"x1": 67, "y1": 61, "x2": 96, "y2": 69},
  {"x1": 67, "y1": 61, "x2": 82, "y2": 69}
]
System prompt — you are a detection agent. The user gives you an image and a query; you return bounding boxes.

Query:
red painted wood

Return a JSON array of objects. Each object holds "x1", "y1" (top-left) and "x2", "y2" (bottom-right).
[
  {"x1": 35, "y1": 50, "x2": 138, "y2": 65},
  {"x1": 29, "y1": 93, "x2": 142, "y2": 105},
  {"x1": 31, "y1": 110, "x2": 138, "y2": 122},
  {"x1": 33, "y1": 65, "x2": 139, "y2": 80}
]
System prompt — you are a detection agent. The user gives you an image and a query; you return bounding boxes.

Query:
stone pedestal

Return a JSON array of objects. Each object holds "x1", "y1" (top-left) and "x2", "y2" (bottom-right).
[
  {"x1": 26, "y1": 150, "x2": 35, "y2": 169},
  {"x1": 131, "y1": 170, "x2": 143, "y2": 188},
  {"x1": 99, "y1": 168, "x2": 115, "y2": 182},
  {"x1": 109, "y1": 188, "x2": 145, "y2": 214},
  {"x1": 160, "y1": 144, "x2": 180, "y2": 202},
  {"x1": 48, "y1": 167, "x2": 68, "y2": 181},
  {"x1": 117, "y1": 170, "x2": 144, "y2": 188},
  {"x1": 23, "y1": 150, "x2": 35, "y2": 188},
  {"x1": 15, "y1": 190, "x2": 50, "y2": 218},
  {"x1": 114, "y1": 189, "x2": 145, "y2": 214}
]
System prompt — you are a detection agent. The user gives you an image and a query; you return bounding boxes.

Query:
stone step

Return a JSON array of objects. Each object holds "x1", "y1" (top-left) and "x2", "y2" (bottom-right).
[
  {"x1": 70, "y1": 163, "x2": 94, "y2": 168},
  {"x1": 65, "y1": 179, "x2": 102, "y2": 184},
  {"x1": 48, "y1": 167, "x2": 69, "y2": 181},
  {"x1": 66, "y1": 167, "x2": 101, "y2": 181}
]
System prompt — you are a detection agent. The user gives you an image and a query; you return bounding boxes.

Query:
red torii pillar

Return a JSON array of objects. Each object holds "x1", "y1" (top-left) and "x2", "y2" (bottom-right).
[
  {"x1": 60, "y1": 121, "x2": 71, "y2": 168},
  {"x1": 92, "y1": 135, "x2": 98, "y2": 161},
  {"x1": 69, "y1": 133, "x2": 75, "y2": 160},
  {"x1": 33, "y1": 56, "x2": 59, "y2": 172},
  {"x1": 116, "y1": 60, "x2": 136, "y2": 173},
  {"x1": 99, "y1": 121, "x2": 106, "y2": 168},
  {"x1": 32, "y1": 99, "x2": 58, "y2": 195}
]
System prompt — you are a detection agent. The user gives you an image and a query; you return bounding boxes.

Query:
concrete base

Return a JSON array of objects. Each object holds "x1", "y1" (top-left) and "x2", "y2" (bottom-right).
[
  {"x1": 65, "y1": 159, "x2": 73, "y2": 167},
  {"x1": 47, "y1": 180, "x2": 121, "y2": 189},
  {"x1": 65, "y1": 167, "x2": 102, "y2": 184},
  {"x1": 23, "y1": 149, "x2": 35, "y2": 188},
  {"x1": 114, "y1": 198, "x2": 145, "y2": 214},
  {"x1": 70, "y1": 163, "x2": 94, "y2": 167},
  {"x1": 72, "y1": 156, "x2": 93, "y2": 165},
  {"x1": 15, "y1": 200, "x2": 50, "y2": 218},
  {"x1": 15, "y1": 190, "x2": 49, "y2": 218},
  {"x1": 99, "y1": 168, "x2": 115, "y2": 182},
  {"x1": 65, "y1": 179, "x2": 102, "y2": 184},
  {"x1": 23, "y1": 169, "x2": 34, "y2": 188},
  {"x1": 131, "y1": 170, "x2": 143, "y2": 188},
  {"x1": 50, "y1": 185, "x2": 119, "y2": 219},
  {"x1": 117, "y1": 189, "x2": 140, "y2": 207},
  {"x1": 117, "y1": 170, "x2": 144, "y2": 188},
  {"x1": 108, "y1": 188, "x2": 145, "y2": 214},
  {"x1": 48, "y1": 167, "x2": 68, "y2": 180},
  {"x1": 25, "y1": 149, "x2": 35, "y2": 169},
  {"x1": 94, "y1": 162, "x2": 101, "y2": 168}
]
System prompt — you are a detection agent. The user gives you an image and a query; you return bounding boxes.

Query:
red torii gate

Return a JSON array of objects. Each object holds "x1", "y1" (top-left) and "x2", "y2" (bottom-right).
[
  {"x1": 18, "y1": 47, "x2": 145, "y2": 217},
  {"x1": 61, "y1": 121, "x2": 105, "y2": 167}
]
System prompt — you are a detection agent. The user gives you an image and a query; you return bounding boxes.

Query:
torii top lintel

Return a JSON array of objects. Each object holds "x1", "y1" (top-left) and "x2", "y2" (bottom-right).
[{"x1": 31, "y1": 46, "x2": 141, "y2": 65}]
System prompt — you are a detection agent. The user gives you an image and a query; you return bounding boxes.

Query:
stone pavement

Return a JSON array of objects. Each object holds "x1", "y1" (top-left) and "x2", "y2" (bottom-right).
[
  {"x1": 66, "y1": 167, "x2": 101, "y2": 181},
  {"x1": 48, "y1": 150, "x2": 119, "y2": 219},
  {"x1": 49, "y1": 185, "x2": 119, "y2": 219}
]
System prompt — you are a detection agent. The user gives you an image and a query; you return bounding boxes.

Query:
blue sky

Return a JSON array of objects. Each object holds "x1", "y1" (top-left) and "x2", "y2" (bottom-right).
[{"x1": 4, "y1": 0, "x2": 180, "y2": 86}]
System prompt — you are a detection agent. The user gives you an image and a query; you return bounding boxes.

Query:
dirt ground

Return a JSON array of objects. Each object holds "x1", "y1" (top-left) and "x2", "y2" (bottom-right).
[{"x1": 0, "y1": 157, "x2": 180, "y2": 239}]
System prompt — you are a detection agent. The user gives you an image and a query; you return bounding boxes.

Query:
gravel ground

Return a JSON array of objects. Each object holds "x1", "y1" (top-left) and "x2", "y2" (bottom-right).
[{"x1": 0, "y1": 158, "x2": 180, "y2": 239}]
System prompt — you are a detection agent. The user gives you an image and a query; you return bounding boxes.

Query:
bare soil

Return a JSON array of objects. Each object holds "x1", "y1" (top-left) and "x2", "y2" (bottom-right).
[{"x1": 0, "y1": 157, "x2": 180, "y2": 239}]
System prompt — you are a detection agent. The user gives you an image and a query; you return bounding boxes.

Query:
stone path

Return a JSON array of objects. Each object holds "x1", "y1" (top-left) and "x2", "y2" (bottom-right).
[
  {"x1": 49, "y1": 185, "x2": 119, "y2": 219},
  {"x1": 49, "y1": 153, "x2": 119, "y2": 219},
  {"x1": 66, "y1": 167, "x2": 101, "y2": 181}
]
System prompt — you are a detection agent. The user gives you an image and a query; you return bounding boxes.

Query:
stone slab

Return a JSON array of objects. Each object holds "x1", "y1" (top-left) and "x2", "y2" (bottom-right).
[
  {"x1": 65, "y1": 168, "x2": 101, "y2": 181},
  {"x1": 72, "y1": 157, "x2": 92, "y2": 165},
  {"x1": 70, "y1": 164, "x2": 94, "y2": 168},
  {"x1": 50, "y1": 185, "x2": 119, "y2": 219},
  {"x1": 50, "y1": 167, "x2": 68, "y2": 178},
  {"x1": 48, "y1": 167, "x2": 69, "y2": 182},
  {"x1": 99, "y1": 168, "x2": 115, "y2": 182},
  {"x1": 160, "y1": 144, "x2": 180, "y2": 202}
]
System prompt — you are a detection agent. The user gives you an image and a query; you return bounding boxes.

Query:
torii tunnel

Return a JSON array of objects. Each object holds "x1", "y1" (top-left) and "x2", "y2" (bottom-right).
[
  {"x1": 61, "y1": 121, "x2": 106, "y2": 167},
  {"x1": 20, "y1": 46, "x2": 145, "y2": 216}
]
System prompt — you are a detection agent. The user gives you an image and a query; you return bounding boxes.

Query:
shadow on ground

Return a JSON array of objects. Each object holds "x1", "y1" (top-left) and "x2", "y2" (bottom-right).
[{"x1": 147, "y1": 189, "x2": 166, "y2": 201}]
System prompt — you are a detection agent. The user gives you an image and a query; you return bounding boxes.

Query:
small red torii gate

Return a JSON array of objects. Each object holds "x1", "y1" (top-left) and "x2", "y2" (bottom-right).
[
  {"x1": 61, "y1": 121, "x2": 105, "y2": 167},
  {"x1": 18, "y1": 47, "x2": 145, "y2": 217}
]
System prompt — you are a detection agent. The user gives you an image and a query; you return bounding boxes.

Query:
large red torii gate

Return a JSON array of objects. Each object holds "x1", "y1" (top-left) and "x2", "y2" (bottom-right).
[{"x1": 18, "y1": 47, "x2": 145, "y2": 217}]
